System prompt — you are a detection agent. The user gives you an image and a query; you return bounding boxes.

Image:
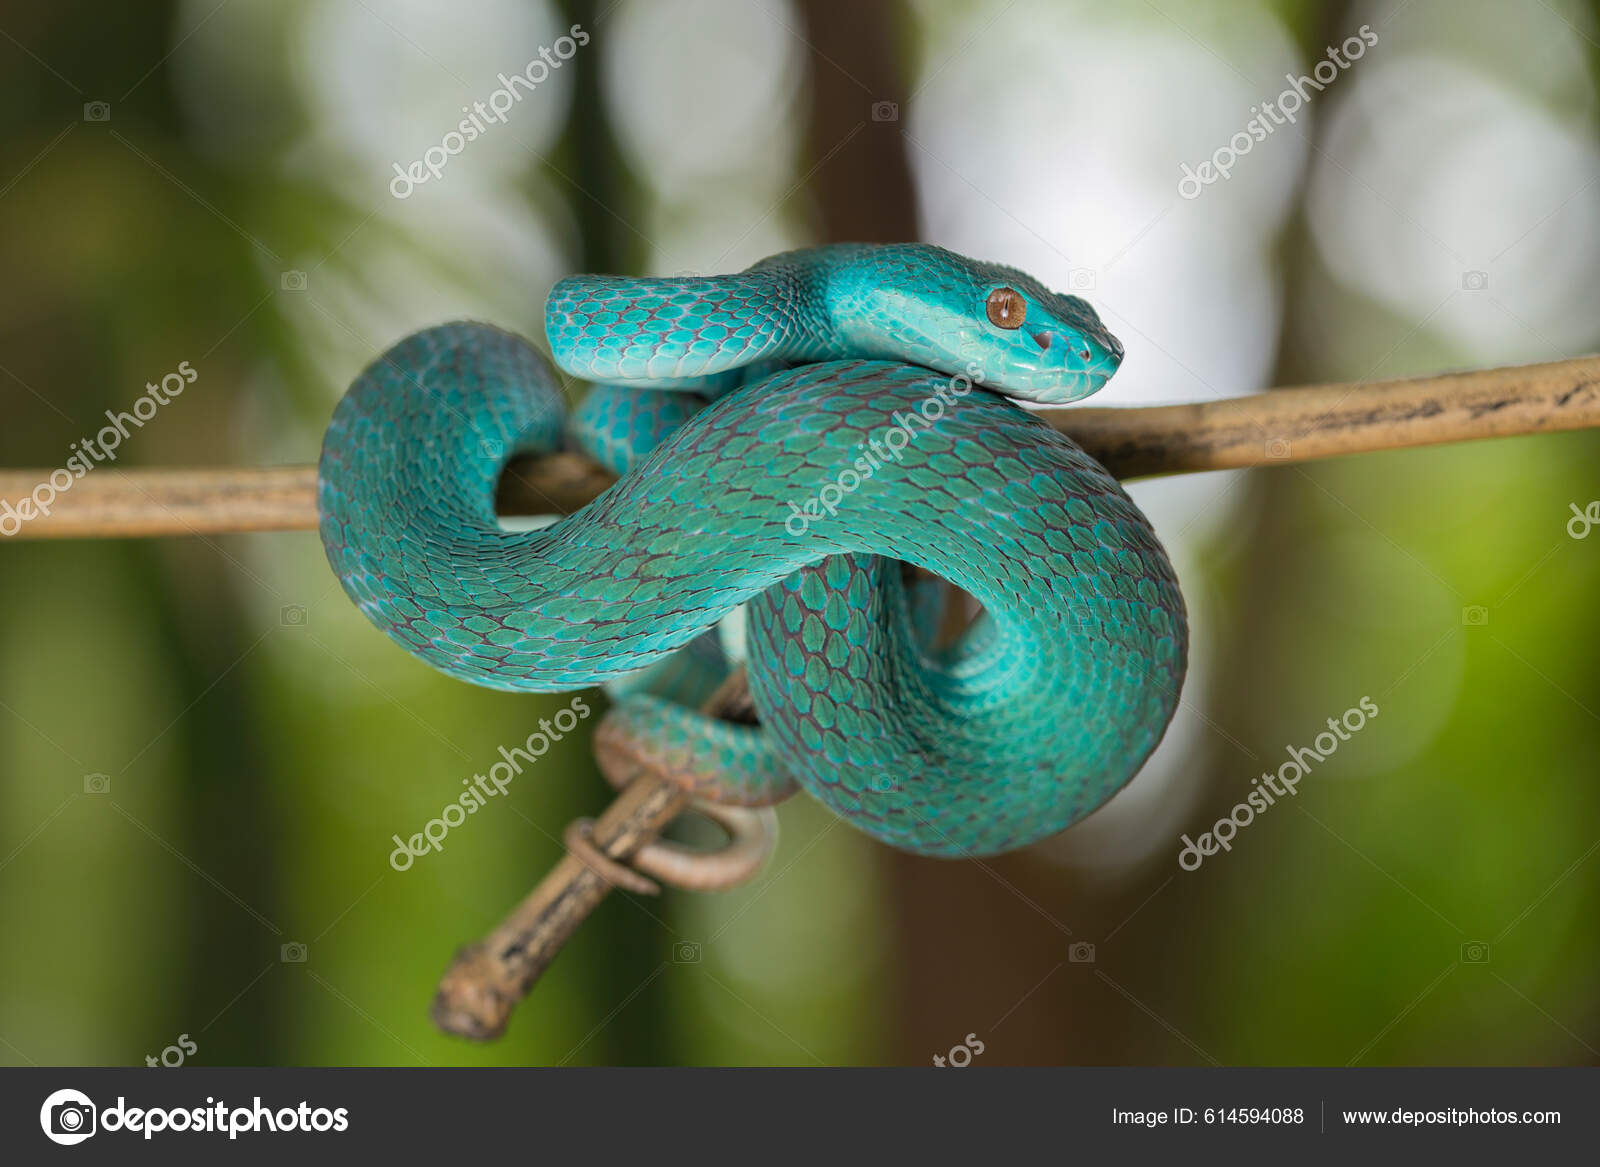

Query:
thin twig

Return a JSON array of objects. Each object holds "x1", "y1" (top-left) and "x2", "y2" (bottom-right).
[
  {"x1": 4, "y1": 354, "x2": 1597, "y2": 540},
  {"x1": 1062, "y1": 352, "x2": 1600, "y2": 477},
  {"x1": 430, "y1": 667, "x2": 751, "y2": 1041}
]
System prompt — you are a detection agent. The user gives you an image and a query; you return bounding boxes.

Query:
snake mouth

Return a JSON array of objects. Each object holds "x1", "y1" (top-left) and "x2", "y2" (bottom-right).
[
  {"x1": 1087, "y1": 344, "x2": 1122, "y2": 378},
  {"x1": 1024, "y1": 329, "x2": 1120, "y2": 388}
]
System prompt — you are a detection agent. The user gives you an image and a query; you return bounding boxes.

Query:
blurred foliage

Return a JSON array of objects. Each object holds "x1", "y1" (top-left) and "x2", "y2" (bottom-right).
[{"x1": 0, "y1": 0, "x2": 1596, "y2": 1067}]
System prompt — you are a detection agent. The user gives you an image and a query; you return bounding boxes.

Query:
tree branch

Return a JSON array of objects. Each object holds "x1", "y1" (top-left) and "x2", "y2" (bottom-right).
[{"x1": 3, "y1": 354, "x2": 1598, "y2": 540}]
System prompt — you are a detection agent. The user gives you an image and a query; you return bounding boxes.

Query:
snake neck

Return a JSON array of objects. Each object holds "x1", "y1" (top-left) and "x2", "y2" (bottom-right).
[
  {"x1": 745, "y1": 243, "x2": 966, "y2": 362},
  {"x1": 545, "y1": 244, "x2": 984, "y2": 384},
  {"x1": 798, "y1": 243, "x2": 1004, "y2": 377},
  {"x1": 545, "y1": 263, "x2": 834, "y2": 385},
  {"x1": 549, "y1": 242, "x2": 1125, "y2": 406}
]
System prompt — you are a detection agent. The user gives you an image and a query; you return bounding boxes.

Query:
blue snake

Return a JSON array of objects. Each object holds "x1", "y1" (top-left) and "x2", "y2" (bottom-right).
[{"x1": 318, "y1": 243, "x2": 1186, "y2": 858}]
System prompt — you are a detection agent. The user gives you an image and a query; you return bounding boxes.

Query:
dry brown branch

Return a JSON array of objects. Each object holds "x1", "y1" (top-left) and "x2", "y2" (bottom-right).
[
  {"x1": 4, "y1": 354, "x2": 1597, "y2": 541},
  {"x1": 430, "y1": 667, "x2": 752, "y2": 1042}
]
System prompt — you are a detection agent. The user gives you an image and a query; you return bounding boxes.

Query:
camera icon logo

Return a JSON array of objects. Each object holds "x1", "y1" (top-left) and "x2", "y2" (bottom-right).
[
  {"x1": 281, "y1": 942, "x2": 308, "y2": 963},
  {"x1": 1461, "y1": 270, "x2": 1489, "y2": 291},
  {"x1": 280, "y1": 605, "x2": 307, "y2": 627},
  {"x1": 1265, "y1": 438, "x2": 1293, "y2": 460},
  {"x1": 673, "y1": 940, "x2": 701, "y2": 963},
  {"x1": 1068, "y1": 268, "x2": 1097, "y2": 291},
  {"x1": 83, "y1": 101, "x2": 111, "y2": 122},
  {"x1": 481, "y1": 439, "x2": 505, "y2": 459},
  {"x1": 870, "y1": 100, "x2": 899, "y2": 122},
  {"x1": 280, "y1": 270, "x2": 308, "y2": 292},
  {"x1": 1461, "y1": 605, "x2": 1489, "y2": 627},
  {"x1": 40, "y1": 1088, "x2": 97, "y2": 1145},
  {"x1": 83, "y1": 772, "x2": 111, "y2": 795},
  {"x1": 1460, "y1": 941, "x2": 1491, "y2": 964},
  {"x1": 1068, "y1": 941, "x2": 1096, "y2": 963},
  {"x1": 868, "y1": 773, "x2": 897, "y2": 794}
]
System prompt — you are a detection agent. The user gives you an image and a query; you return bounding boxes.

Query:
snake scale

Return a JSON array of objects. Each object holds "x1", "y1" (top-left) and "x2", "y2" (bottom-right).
[{"x1": 318, "y1": 243, "x2": 1187, "y2": 858}]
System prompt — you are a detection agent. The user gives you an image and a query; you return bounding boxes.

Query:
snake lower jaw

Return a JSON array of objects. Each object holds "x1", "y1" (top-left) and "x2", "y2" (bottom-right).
[
  {"x1": 971, "y1": 345, "x2": 1121, "y2": 405},
  {"x1": 994, "y1": 369, "x2": 1118, "y2": 406}
]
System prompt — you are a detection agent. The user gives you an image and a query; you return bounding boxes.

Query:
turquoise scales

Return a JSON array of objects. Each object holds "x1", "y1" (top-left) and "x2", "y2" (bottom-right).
[{"x1": 318, "y1": 243, "x2": 1187, "y2": 857}]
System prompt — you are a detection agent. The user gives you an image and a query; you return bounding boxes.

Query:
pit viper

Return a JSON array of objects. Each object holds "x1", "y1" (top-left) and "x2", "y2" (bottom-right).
[{"x1": 318, "y1": 243, "x2": 1187, "y2": 858}]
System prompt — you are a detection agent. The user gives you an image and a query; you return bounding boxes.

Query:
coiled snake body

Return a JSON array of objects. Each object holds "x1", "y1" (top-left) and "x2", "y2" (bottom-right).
[{"x1": 319, "y1": 244, "x2": 1187, "y2": 858}]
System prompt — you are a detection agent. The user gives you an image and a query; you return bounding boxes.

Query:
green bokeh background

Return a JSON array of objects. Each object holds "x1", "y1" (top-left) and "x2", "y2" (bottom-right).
[{"x1": 1, "y1": 0, "x2": 1596, "y2": 1066}]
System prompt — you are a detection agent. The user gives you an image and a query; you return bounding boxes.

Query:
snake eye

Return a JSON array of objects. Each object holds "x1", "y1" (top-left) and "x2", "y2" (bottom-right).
[{"x1": 985, "y1": 287, "x2": 1026, "y2": 330}]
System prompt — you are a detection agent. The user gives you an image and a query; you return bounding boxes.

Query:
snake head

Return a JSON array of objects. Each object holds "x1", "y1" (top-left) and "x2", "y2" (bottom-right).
[
  {"x1": 971, "y1": 265, "x2": 1125, "y2": 404},
  {"x1": 830, "y1": 244, "x2": 1125, "y2": 405}
]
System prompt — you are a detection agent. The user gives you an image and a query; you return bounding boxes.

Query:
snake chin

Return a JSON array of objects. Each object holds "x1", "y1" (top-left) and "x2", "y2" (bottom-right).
[{"x1": 979, "y1": 333, "x2": 1123, "y2": 405}]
